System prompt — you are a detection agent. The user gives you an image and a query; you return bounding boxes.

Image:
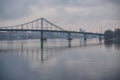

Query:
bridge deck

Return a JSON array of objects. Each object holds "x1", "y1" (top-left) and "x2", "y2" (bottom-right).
[{"x1": 0, "y1": 29, "x2": 102, "y2": 35}]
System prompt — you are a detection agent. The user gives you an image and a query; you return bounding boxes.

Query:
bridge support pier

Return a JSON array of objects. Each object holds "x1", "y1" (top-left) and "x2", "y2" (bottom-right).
[
  {"x1": 40, "y1": 18, "x2": 44, "y2": 49},
  {"x1": 99, "y1": 35, "x2": 102, "y2": 41},
  {"x1": 84, "y1": 33, "x2": 87, "y2": 41},
  {"x1": 84, "y1": 37, "x2": 87, "y2": 41},
  {"x1": 41, "y1": 31, "x2": 44, "y2": 49},
  {"x1": 67, "y1": 33, "x2": 72, "y2": 48},
  {"x1": 99, "y1": 35, "x2": 102, "y2": 44},
  {"x1": 68, "y1": 40, "x2": 71, "y2": 48},
  {"x1": 84, "y1": 40, "x2": 87, "y2": 47}
]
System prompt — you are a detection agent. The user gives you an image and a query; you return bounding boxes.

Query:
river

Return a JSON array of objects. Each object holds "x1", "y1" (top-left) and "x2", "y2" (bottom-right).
[{"x1": 0, "y1": 39, "x2": 120, "y2": 80}]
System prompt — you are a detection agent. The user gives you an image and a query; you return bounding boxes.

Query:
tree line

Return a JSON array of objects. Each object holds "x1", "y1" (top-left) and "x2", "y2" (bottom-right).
[{"x1": 104, "y1": 28, "x2": 120, "y2": 41}]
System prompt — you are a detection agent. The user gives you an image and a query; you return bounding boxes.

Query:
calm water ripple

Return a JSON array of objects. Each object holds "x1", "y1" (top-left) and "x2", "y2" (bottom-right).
[{"x1": 0, "y1": 39, "x2": 120, "y2": 80}]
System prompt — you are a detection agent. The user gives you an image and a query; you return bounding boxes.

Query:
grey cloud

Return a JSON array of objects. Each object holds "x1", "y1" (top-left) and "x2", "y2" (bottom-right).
[
  {"x1": 0, "y1": 0, "x2": 38, "y2": 20},
  {"x1": 0, "y1": 0, "x2": 120, "y2": 21},
  {"x1": 43, "y1": 0, "x2": 120, "y2": 7},
  {"x1": 105, "y1": 0, "x2": 120, "y2": 4},
  {"x1": 48, "y1": 6, "x2": 120, "y2": 29},
  {"x1": 38, "y1": 0, "x2": 105, "y2": 7}
]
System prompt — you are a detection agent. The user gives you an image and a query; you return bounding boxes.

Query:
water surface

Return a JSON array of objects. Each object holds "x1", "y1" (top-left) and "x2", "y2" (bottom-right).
[{"x1": 0, "y1": 39, "x2": 120, "y2": 80}]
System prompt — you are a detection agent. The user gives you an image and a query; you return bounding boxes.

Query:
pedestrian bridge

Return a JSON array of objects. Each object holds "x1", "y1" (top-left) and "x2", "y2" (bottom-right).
[{"x1": 0, "y1": 18, "x2": 103, "y2": 48}]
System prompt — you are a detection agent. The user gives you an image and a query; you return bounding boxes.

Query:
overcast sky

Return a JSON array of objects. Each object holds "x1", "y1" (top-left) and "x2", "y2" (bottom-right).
[{"x1": 0, "y1": 0, "x2": 120, "y2": 33}]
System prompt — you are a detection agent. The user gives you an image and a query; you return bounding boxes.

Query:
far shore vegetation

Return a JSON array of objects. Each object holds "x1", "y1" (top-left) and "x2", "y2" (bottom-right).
[{"x1": 104, "y1": 28, "x2": 120, "y2": 43}]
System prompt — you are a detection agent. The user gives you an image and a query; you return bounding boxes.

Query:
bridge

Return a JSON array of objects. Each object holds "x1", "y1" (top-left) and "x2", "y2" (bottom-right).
[{"x1": 0, "y1": 18, "x2": 103, "y2": 48}]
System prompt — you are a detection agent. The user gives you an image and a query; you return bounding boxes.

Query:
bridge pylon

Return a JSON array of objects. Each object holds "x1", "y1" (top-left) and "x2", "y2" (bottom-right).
[{"x1": 84, "y1": 33, "x2": 87, "y2": 41}]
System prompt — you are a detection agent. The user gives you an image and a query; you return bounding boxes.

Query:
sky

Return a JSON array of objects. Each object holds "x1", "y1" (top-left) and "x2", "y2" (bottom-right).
[{"x1": 0, "y1": 0, "x2": 120, "y2": 33}]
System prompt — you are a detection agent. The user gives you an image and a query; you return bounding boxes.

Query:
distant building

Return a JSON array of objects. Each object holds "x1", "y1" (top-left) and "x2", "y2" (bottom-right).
[{"x1": 79, "y1": 28, "x2": 85, "y2": 32}]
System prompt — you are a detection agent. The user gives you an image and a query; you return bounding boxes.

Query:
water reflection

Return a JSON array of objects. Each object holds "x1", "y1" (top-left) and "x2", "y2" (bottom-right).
[
  {"x1": 0, "y1": 40, "x2": 102, "y2": 63},
  {"x1": 104, "y1": 41, "x2": 114, "y2": 48},
  {"x1": 0, "y1": 39, "x2": 120, "y2": 80},
  {"x1": 104, "y1": 40, "x2": 120, "y2": 50}
]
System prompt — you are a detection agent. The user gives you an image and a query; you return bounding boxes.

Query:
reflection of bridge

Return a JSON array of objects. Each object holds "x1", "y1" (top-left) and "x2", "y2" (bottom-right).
[
  {"x1": 0, "y1": 41, "x2": 102, "y2": 63},
  {"x1": 0, "y1": 18, "x2": 103, "y2": 48}
]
